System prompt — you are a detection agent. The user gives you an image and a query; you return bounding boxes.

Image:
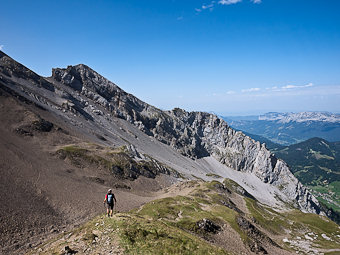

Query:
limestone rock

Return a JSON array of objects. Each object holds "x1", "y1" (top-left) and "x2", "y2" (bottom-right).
[
  {"x1": 0, "y1": 52, "x2": 326, "y2": 216},
  {"x1": 49, "y1": 64, "x2": 323, "y2": 214}
]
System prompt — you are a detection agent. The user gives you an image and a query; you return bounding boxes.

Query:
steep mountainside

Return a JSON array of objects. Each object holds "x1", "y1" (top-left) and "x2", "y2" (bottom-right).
[
  {"x1": 230, "y1": 130, "x2": 340, "y2": 216},
  {"x1": 1, "y1": 50, "x2": 339, "y2": 253},
  {"x1": 223, "y1": 112, "x2": 340, "y2": 145},
  {"x1": 47, "y1": 62, "x2": 322, "y2": 214},
  {"x1": 272, "y1": 138, "x2": 340, "y2": 213},
  {"x1": 233, "y1": 130, "x2": 285, "y2": 151},
  {"x1": 0, "y1": 79, "x2": 181, "y2": 254},
  {"x1": 0, "y1": 50, "x2": 326, "y2": 213}
]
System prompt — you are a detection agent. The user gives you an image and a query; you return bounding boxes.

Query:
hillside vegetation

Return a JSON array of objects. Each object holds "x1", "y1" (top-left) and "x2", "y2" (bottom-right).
[
  {"x1": 31, "y1": 180, "x2": 340, "y2": 255},
  {"x1": 272, "y1": 138, "x2": 340, "y2": 214},
  {"x1": 235, "y1": 129, "x2": 340, "y2": 215}
]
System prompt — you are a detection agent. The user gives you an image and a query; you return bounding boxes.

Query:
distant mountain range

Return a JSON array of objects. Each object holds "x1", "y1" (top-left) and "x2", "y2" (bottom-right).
[
  {"x1": 222, "y1": 112, "x2": 340, "y2": 145},
  {"x1": 259, "y1": 112, "x2": 340, "y2": 123}
]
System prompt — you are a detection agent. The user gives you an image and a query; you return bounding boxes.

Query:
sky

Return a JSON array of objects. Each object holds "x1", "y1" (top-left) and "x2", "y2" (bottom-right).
[{"x1": 1, "y1": 0, "x2": 340, "y2": 115}]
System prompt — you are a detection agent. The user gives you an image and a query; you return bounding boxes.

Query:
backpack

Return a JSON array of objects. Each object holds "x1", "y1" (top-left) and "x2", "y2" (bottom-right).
[{"x1": 107, "y1": 193, "x2": 113, "y2": 204}]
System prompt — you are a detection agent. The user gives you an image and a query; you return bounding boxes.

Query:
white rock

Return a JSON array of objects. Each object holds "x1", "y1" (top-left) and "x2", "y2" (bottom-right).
[
  {"x1": 321, "y1": 233, "x2": 331, "y2": 240},
  {"x1": 305, "y1": 235, "x2": 313, "y2": 241}
]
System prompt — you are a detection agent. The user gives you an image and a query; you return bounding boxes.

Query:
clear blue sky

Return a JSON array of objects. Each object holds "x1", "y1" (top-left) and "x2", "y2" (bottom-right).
[{"x1": 1, "y1": 0, "x2": 340, "y2": 115}]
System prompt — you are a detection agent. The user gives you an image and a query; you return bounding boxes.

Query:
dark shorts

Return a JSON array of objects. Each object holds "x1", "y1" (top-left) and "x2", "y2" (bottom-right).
[{"x1": 107, "y1": 203, "x2": 114, "y2": 210}]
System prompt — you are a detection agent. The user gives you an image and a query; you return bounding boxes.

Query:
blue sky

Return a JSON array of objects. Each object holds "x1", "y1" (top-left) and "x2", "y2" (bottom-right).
[{"x1": 1, "y1": 0, "x2": 340, "y2": 115}]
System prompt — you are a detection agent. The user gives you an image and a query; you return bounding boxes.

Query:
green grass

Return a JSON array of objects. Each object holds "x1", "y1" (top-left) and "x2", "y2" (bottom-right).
[
  {"x1": 115, "y1": 213, "x2": 229, "y2": 255},
  {"x1": 222, "y1": 178, "x2": 255, "y2": 199},
  {"x1": 330, "y1": 181, "x2": 340, "y2": 193},
  {"x1": 191, "y1": 174, "x2": 205, "y2": 181},
  {"x1": 271, "y1": 137, "x2": 340, "y2": 215},
  {"x1": 117, "y1": 182, "x2": 244, "y2": 254},
  {"x1": 67, "y1": 185, "x2": 233, "y2": 255},
  {"x1": 325, "y1": 252, "x2": 340, "y2": 255},
  {"x1": 137, "y1": 182, "x2": 248, "y2": 243},
  {"x1": 309, "y1": 149, "x2": 334, "y2": 160},
  {"x1": 33, "y1": 180, "x2": 340, "y2": 254},
  {"x1": 245, "y1": 198, "x2": 288, "y2": 235},
  {"x1": 288, "y1": 211, "x2": 339, "y2": 235},
  {"x1": 287, "y1": 211, "x2": 340, "y2": 249},
  {"x1": 307, "y1": 182, "x2": 340, "y2": 213},
  {"x1": 245, "y1": 197, "x2": 340, "y2": 251},
  {"x1": 57, "y1": 144, "x2": 180, "y2": 180},
  {"x1": 206, "y1": 173, "x2": 223, "y2": 178},
  {"x1": 61, "y1": 145, "x2": 88, "y2": 156},
  {"x1": 58, "y1": 145, "x2": 113, "y2": 168}
]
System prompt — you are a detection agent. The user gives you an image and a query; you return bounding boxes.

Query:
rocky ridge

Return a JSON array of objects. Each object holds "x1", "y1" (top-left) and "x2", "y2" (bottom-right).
[
  {"x1": 50, "y1": 63, "x2": 322, "y2": 214},
  {"x1": 28, "y1": 180, "x2": 340, "y2": 255},
  {"x1": 0, "y1": 50, "x2": 323, "y2": 215}
]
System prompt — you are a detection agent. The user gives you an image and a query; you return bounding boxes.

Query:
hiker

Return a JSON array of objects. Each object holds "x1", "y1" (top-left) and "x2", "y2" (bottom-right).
[{"x1": 104, "y1": 189, "x2": 116, "y2": 217}]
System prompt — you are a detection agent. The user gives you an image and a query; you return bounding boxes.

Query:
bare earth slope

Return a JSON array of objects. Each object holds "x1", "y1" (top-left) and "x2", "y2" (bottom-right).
[{"x1": 0, "y1": 87, "x2": 174, "y2": 253}]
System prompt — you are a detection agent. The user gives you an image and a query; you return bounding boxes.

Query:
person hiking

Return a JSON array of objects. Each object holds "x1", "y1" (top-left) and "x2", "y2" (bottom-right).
[{"x1": 104, "y1": 189, "x2": 116, "y2": 217}]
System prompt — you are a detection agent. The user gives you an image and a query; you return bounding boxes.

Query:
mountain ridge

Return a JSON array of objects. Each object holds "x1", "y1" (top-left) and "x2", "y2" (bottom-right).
[
  {"x1": 49, "y1": 62, "x2": 326, "y2": 215},
  {"x1": 2, "y1": 50, "x2": 340, "y2": 254},
  {"x1": 0, "y1": 50, "x2": 325, "y2": 215}
]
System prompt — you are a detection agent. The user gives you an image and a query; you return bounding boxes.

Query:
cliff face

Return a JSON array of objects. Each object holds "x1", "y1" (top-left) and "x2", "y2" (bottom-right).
[
  {"x1": 50, "y1": 64, "x2": 322, "y2": 214},
  {"x1": 0, "y1": 51, "x2": 323, "y2": 214}
]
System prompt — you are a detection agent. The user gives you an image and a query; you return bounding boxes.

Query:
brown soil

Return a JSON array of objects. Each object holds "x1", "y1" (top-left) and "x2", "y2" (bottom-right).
[
  {"x1": 0, "y1": 90, "x2": 173, "y2": 254},
  {"x1": 0, "y1": 87, "x2": 302, "y2": 255}
]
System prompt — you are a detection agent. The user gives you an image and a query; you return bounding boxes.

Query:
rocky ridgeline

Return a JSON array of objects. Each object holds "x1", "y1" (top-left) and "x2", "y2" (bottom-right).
[
  {"x1": 0, "y1": 51, "x2": 323, "y2": 214},
  {"x1": 50, "y1": 64, "x2": 322, "y2": 214}
]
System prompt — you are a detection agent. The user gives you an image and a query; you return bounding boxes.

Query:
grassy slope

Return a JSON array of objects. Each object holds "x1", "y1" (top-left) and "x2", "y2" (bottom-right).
[
  {"x1": 31, "y1": 180, "x2": 340, "y2": 255},
  {"x1": 57, "y1": 144, "x2": 181, "y2": 180}
]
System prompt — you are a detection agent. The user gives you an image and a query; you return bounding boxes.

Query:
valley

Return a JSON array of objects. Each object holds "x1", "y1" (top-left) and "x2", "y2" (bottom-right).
[
  {"x1": 227, "y1": 130, "x2": 340, "y2": 216},
  {"x1": 272, "y1": 138, "x2": 340, "y2": 215},
  {"x1": 223, "y1": 112, "x2": 340, "y2": 146}
]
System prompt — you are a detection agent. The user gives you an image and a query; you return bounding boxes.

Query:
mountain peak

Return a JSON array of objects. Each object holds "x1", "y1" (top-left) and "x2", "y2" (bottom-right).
[
  {"x1": 0, "y1": 51, "x2": 330, "y2": 218},
  {"x1": 2, "y1": 51, "x2": 340, "y2": 254},
  {"x1": 51, "y1": 62, "x2": 128, "y2": 107}
]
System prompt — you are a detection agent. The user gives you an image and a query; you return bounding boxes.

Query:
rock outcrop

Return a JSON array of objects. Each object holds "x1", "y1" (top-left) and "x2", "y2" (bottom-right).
[
  {"x1": 0, "y1": 50, "x2": 324, "y2": 214},
  {"x1": 49, "y1": 64, "x2": 323, "y2": 214}
]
